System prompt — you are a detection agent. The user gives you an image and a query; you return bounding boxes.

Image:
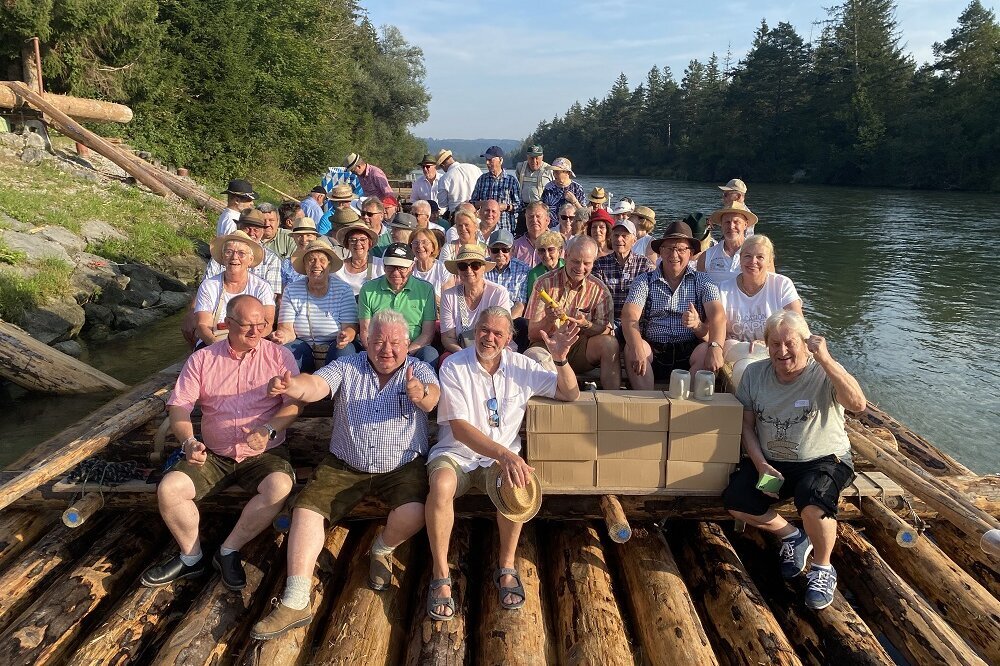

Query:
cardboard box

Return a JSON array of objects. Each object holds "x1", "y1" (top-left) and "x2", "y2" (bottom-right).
[
  {"x1": 667, "y1": 432, "x2": 741, "y2": 464},
  {"x1": 598, "y1": 459, "x2": 664, "y2": 488},
  {"x1": 664, "y1": 461, "x2": 736, "y2": 492},
  {"x1": 668, "y1": 393, "x2": 743, "y2": 435},
  {"x1": 595, "y1": 390, "x2": 670, "y2": 431},
  {"x1": 527, "y1": 432, "x2": 598, "y2": 461},
  {"x1": 534, "y1": 460, "x2": 596, "y2": 488},
  {"x1": 527, "y1": 393, "x2": 598, "y2": 433},
  {"x1": 598, "y1": 431, "x2": 668, "y2": 460}
]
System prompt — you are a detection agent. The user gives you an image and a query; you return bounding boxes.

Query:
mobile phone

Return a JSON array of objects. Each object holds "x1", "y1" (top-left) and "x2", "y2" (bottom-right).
[{"x1": 756, "y1": 473, "x2": 783, "y2": 493}]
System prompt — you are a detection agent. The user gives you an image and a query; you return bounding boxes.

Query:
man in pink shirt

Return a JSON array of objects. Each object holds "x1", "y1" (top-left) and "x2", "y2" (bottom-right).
[
  {"x1": 511, "y1": 202, "x2": 550, "y2": 268},
  {"x1": 141, "y1": 295, "x2": 301, "y2": 591}
]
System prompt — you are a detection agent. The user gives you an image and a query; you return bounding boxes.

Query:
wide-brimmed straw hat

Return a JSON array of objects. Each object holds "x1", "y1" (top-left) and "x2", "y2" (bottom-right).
[
  {"x1": 292, "y1": 238, "x2": 343, "y2": 275},
  {"x1": 444, "y1": 244, "x2": 496, "y2": 274},
  {"x1": 210, "y1": 230, "x2": 264, "y2": 268},
  {"x1": 335, "y1": 222, "x2": 378, "y2": 246},
  {"x1": 484, "y1": 464, "x2": 542, "y2": 523},
  {"x1": 434, "y1": 149, "x2": 453, "y2": 165},
  {"x1": 291, "y1": 218, "x2": 318, "y2": 235},
  {"x1": 588, "y1": 187, "x2": 608, "y2": 204},
  {"x1": 708, "y1": 200, "x2": 758, "y2": 227},
  {"x1": 650, "y1": 221, "x2": 701, "y2": 254},
  {"x1": 328, "y1": 183, "x2": 356, "y2": 202},
  {"x1": 632, "y1": 205, "x2": 656, "y2": 223}
]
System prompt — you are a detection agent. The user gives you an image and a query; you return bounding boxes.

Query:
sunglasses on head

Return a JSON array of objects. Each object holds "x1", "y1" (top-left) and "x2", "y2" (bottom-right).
[{"x1": 456, "y1": 261, "x2": 484, "y2": 271}]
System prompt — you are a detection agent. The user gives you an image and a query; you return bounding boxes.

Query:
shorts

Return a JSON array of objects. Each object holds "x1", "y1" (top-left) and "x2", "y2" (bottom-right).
[
  {"x1": 170, "y1": 447, "x2": 294, "y2": 501},
  {"x1": 427, "y1": 455, "x2": 493, "y2": 498},
  {"x1": 294, "y1": 453, "x2": 429, "y2": 523},
  {"x1": 722, "y1": 454, "x2": 856, "y2": 519},
  {"x1": 649, "y1": 339, "x2": 700, "y2": 382},
  {"x1": 529, "y1": 336, "x2": 596, "y2": 374}
]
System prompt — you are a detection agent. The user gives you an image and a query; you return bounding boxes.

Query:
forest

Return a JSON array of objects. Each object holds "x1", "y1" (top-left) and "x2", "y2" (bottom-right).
[{"x1": 518, "y1": 1, "x2": 1000, "y2": 191}]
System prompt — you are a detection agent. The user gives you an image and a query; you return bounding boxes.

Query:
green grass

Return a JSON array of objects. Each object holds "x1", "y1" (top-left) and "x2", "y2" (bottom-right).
[
  {"x1": 0, "y1": 238, "x2": 26, "y2": 265},
  {"x1": 0, "y1": 257, "x2": 74, "y2": 320}
]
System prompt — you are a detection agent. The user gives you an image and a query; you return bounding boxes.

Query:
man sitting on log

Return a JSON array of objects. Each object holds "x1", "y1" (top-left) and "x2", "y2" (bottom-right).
[
  {"x1": 251, "y1": 308, "x2": 440, "y2": 639},
  {"x1": 141, "y1": 295, "x2": 300, "y2": 591},
  {"x1": 722, "y1": 310, "x2": 866, "y2": 610},
  {"x1": 424, "y1": 306, "x2": 580, "y2": 620}
]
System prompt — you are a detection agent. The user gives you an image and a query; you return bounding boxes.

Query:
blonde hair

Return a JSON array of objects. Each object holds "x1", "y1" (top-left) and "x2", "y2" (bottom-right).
[
  {"x1": 534, "y1": 230, "x2": 565, "y2": 249},
  {"x1": 740, "y1": 234, "x2": 775, "y2": 261},
  {"x1": 764, "y1": 311, "x2": 811, "y2": 344},
  {"x1": 410, "y1": 228, "x2": 440, "y2": 258}
]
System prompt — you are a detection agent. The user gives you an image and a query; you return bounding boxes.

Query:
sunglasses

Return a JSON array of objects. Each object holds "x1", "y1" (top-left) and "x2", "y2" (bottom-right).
[
  {"x1": 456, "y1": 262, "x2": 484, "y2": 271},
  {"x1": 360, "y1": 210, "x2": 380, "y2": 218},
  {"x1": 489, "y1": 247, "x2": 510, "y2": 254},
  {"x1": 486, "y1": 397, "x2": 500, "y2": 428},
  {"x1": 559, "y1": 215, "x2": 574, "y2": 221}
]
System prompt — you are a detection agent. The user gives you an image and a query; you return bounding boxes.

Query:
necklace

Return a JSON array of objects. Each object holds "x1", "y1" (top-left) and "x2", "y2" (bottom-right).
[{"x1": 738, "y1": 274, "x2": 765, "y2": 296}]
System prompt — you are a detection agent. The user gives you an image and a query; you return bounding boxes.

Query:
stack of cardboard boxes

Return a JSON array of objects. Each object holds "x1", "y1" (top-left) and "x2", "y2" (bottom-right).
[{"x1": 525, "y1": 390, "x2": 744, "y2": 492}]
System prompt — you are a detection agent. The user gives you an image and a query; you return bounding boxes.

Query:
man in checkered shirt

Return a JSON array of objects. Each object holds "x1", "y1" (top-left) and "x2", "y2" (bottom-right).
[{"x1": 252, "y1": 309, "x2": 441, "y2": 640}]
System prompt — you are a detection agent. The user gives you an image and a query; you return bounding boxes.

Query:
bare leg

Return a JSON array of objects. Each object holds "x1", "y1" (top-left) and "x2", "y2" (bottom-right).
[
  {"x1": 426, "y1": 468, "x2": 458, "y2": 617},
  {"x1": 383, "y1": 501, "x2": 425, "y2": 546},
  {"x1": 221, "y1": 471, "x2": 294, "y2": 551},
  {"x1": 800, "y1": 505, "x2": 837, "y2": 566},
  {"x1": 624, "y1": 340, "x2": 654, "y2": 390},
  {"x1": 496, "y1": 513, "x2": 524, "y2": 606},
  {"x1": 688, "y1": 342, "x2": 709, "y2": 373},
  {"x1": 588, "y1": 335, "x2": 620, "y2": 389},
  {"x1": 286, "y1": 507, "x2": 328, "y2": 578},
  {"x1": 728, "y1": 508, "x2": 796, "y2": 539},
  {"x1": 157, "y1": 471, "x2": 201, "y2": 555}
]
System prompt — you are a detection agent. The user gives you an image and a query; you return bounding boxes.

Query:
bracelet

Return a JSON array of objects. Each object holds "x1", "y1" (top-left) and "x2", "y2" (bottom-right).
[{"x1": 553, "y1": 358, "x2": 569, "y2": 366}]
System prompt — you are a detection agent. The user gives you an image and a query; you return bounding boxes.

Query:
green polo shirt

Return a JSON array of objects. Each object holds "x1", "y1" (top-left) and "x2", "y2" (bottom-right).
[
  {"x1": 358, "y1": 275, "x2": 437, "y2": 341},
  {"x1": 263, "y1": 228, "x2": 297, "y2": 260},
  {"x1": 526, "y1": 259, "x2": 564, "y2": 302}
]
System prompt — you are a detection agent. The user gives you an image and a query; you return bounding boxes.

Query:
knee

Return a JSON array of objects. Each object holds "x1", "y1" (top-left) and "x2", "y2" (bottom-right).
[
  {"x1": 259, "y1": 472, "x2": 294, "y2": 502},
  {"x1": 158, "y1": 471, "x2": 195, "y2": 504},
  {"x1": 428, "y1": 474, "x2": 457, "y2": 506},
  {"x1": 595, "y1": 335, "x2": 617, "y2": 357}
]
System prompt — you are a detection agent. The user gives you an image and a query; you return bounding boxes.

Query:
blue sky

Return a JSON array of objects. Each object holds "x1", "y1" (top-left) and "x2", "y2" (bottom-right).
[{"x1": 363, "y1": 0, "x2": 982, "y2": 140}]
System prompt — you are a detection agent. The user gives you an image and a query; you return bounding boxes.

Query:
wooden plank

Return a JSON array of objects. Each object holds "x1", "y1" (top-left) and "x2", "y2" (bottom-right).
[
  {"x1": 850, "y1": 473, "x2": 881, "y2": 497},
  {"x1": 866, "y1": 471, "x2": 903, "y2": 496}
]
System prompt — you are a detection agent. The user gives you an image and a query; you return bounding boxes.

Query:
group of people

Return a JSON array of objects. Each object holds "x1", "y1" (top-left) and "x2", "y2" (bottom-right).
[{"x1": 151, "y1": 152, "x2": 867, "y2": 640}]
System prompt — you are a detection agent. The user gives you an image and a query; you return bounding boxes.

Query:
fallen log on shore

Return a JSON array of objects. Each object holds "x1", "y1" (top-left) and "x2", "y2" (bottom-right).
[{"x1": 0, "y1": 86, "x2": 133, "y2": 123}]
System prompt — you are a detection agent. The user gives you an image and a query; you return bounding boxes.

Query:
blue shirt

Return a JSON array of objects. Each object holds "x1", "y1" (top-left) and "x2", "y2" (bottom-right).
[
  {"x1": 471, "y1": 171, "x2": 521, "y2": 233},
  {"x1": 300, "y1": 196, "x2": 325, "y2": 223},
  {"x1": 541, "y1": 180, "x2": 586, "y2": 226},
  {"x1": 624, "y1": 266, "x2": 720, "y2": 344},
  {"x1": 315, "y1": 354, "x2": 439, "y2": 473},
  {"x1": 485, "y1": 258, "x2": 530, "y2": 305}
]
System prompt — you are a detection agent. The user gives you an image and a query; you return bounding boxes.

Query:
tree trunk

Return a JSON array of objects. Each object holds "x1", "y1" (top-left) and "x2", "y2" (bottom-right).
[
  {"x1": 151, "y1": 532, "x2": 284, "y2": 665},
  {"x1": 927, "y1": 518, "x2": 1000, "y2": 599},
  {"x1": 0, "y1": 87, "x2": 133, "y2": 123},
  {"x1": 0, "y1": 515, "x2": 166, "y2": 665},
  {"x1": 615, "y1": 527, "x2": 719, "y2": 666},
  {"x1": 0, "y1": 509, "x2": 57, "y2": 570},
  {"x1": 20, "y1": 39, "x2": 41, "y2": 93},
  {"x1": 833, "y1": 522, "x2": 987, "y2": 666},
  {"x1": 601, "y1": 494, "x2": 632, "y2": 543},
  {"x1": 674, "y1": 521, "x2": 802, "y2": 666},
  {"x1": 311, "y1": 523, "x2": 418, "y2": 665},
  {"x1": 404, "y1": 521, "x2": 471, "y2": 666},
  {"x1": 476, "y1": 522, "x2": 553, "y2": 666},
  {"x1": 546, "y1": 522, "x2": 633, "y2": 666}
]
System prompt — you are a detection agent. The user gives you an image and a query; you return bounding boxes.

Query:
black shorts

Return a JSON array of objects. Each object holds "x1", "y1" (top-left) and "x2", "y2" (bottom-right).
[
  {"x1": 649, "y1": 339, "x2": 699, "y2": 382},
  {"x1": 722, "y1": 454, "x2": 855, "y2": 519}
]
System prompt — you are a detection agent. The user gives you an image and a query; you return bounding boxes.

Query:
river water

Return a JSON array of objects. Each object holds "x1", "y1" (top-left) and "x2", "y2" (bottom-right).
[{"x1": 1, "y1": 179, "x2": 997, "y2": 473}]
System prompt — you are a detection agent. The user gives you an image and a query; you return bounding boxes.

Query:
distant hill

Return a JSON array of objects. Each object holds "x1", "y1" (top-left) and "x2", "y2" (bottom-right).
[{"x1": 420, "y1": 138, "x2": 522, "y2": 165}]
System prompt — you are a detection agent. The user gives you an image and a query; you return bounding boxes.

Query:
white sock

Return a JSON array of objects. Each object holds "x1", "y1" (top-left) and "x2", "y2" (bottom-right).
[
  {"x1": 812, "y1": 563, "x2": 833, "y2": 571},
  {"x1": 219, "y1": 546, "x2": 237, "y2": 556},
  {"x1": 179, "y1": 549, "x2": 202, "y2": 566},
  {"x1": 281, "y1": 575, "x2": 312, "y2": 610},
  {"x1": 782, "y1": 528, "x2": 802, "y2": 541},
  {"x1": 372, "y1": 532, "x2": 395, "y2": 556}
]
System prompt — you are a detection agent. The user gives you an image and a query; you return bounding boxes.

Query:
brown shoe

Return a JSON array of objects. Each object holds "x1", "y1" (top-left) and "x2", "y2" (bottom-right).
[
  {"x1": 251, "y1": 598, "x2": 312, "y2": 640},
  {"x1": 368, "y1": 528, "x2": 393, "y2": 591}
]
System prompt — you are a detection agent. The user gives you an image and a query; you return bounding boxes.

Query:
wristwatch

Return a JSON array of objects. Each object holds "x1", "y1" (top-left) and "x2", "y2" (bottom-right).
[
  {"x1": 263, "y1": 423, "x2": 277, "y2": 440},
  {"x1": 708, "y1": 342, "x2": 722, "y2": 350},
  {"x1": 553, "y1": 358, "x2": 569, "y2": 366}
]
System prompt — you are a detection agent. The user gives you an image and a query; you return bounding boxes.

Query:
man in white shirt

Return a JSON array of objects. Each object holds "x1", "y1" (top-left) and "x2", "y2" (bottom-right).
[
  {"x1": 435, "y1": 149, "x2": 482, "y2": 216},
  {"x1": 217, "y1": 179, "x2": 257, "y2": 236},
  {"x1": 424, "y1": 306, "x2": 580, "y2": 620},
  {"x1": 410, "y1": 154, "x2": 440, "y2": 204}
]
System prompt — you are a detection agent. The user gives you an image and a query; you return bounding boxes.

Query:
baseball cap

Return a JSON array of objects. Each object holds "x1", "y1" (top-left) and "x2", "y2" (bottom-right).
[
  {"x1": 382, "y1": 242, "x2": 415, "y2": 267},
  {"x1": 481, "y1": 146, "x2": 504, "y2": 159},
  {"x1": 718, "y1": 178, "x2": 748, "y2": 194},
  {"x1": 488, "y1": 229, "x2": 515, "y2": 248},
  {"x1": 611, "y1": 219, "x2": 637, "y2": 235},
  {"x1": 527, "y1": 145, "x2": 544, "y2": 157}
]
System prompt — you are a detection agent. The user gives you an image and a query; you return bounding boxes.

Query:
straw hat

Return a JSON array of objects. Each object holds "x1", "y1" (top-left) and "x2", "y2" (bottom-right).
[
  {"x1": 708, "y1": 200, "x2": 758, "y2": 227},
  {"x1": 292, "y1": 238, "x2": 343, "y2": 275},
  {"x1": 434, "y1": 149, "x2": 453, "y2": 165},
  {"x1": 444, "y1": 244, "x2": 496, "y2": 274},
  {"x1": 210, "y1": 230, "x2": 264, "y2": 268},
  {"x1": 588, "y1": 187, "x2": 608, "y2": 204},
  {"x1": 328, "y1": 183, "x2": 356, "y2": 202},
  {"x1": 291, "y1": 217, "x2": 318, "y2": 235},
  {"x1": 632, "y1": 205, "x2": 656, "y2": 223},
  {"x1": 335, "y1": 222, "x2": 378, "y2": 246},
  {"x1": 237, "y1": 209, "x2": 267, "y2": 228},
  {"x1": 344, "y1": 152, "x2": 362, "y2": 170},
  {"x1": 484, "y1": 464, "x2": 542, "y2": 523}
]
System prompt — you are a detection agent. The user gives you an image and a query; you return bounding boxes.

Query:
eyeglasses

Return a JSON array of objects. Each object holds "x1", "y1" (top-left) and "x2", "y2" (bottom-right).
[
  {"x1": 540, "y1": 246, "x2": 559, "y2": 254},
  {"x1": 385, "y1": 264, "x2": 409, "y2": 272},
  {"x1": 225, "y1": 317, "x2": 267, "y2": 332},
  {"x1": 559, "y1": 215, "x2": 574, "y2": 221},
  {"x1": 486, "y1": 397, "x2": 500, "y2": 428},
  {"x1": 456, "y1": 262, "x2": 484, "y2": 272},
  {"x1": 222, "y1": 249, "x2": 251, "y2": 258},
  {"x1": 347, "y1": 236, "x2": 370, "y2": 245},
  {"x1": 662, "y1": 246, "x2": 692, "y2": 255},
  {"x1": 489, "y1": 247, "x2": 510, "y2": 254},
  {"x1": 421, "y1": 164, "x2": 434, "y2": 169},
  {"x1": 360, "y1": 210, "x2": 380, "y2": 218}
]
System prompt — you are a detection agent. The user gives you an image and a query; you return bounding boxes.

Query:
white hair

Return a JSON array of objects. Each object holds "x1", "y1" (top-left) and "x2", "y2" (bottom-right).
[
  {"x1": 370, "y1": 308, "x2": 410, "y2": 341},
  {"x1": 411, "y1": 200, "x2": 431, "y2": 215},
  {"x1": 475, "y1": 306, "x2": 514, "y2": 335},
  {"x1": 566, "y1": 234, "x2": 598, "y2": 258},
  {"x1": 764, "y1": 310, "x2": 811, "y2": 344}
]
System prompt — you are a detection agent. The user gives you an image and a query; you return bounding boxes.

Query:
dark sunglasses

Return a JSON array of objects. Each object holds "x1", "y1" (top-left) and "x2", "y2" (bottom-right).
[
  {"x1": 559, "y1": 215, "x2": 574, "y2": 221},
  {"x1": 360, "y1": 210, "x2": 380, "y2": 217},
  {"x1": 489, "y1": 247, "x2": 510, "y2": 254},
  {"x1": 486, "y1": 397, "x2": 500, "y2": 428},
  {"x1": 456, "y1": 261, "x2": 484, "y2": 271}
]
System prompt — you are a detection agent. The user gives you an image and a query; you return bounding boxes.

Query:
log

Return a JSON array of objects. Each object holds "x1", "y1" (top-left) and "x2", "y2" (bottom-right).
[
  {"x1": 731, "y1": 528, "x2": 893, "y2": 666},
  {"x1": 1, "y1": 81, "x2": 170, "y2": 197},
  {"x1": 928, "y1": 519, "x2": 1000, "y2": 599},
  {"x1": 311, "y1": 523, "x2": 418, "y2": 665},
  {"x1": 615, "y1": 528, "x2": 719, "y2": 665},
  {"x1": 674, "y1": 521, "x2": 802, "y2": 666},
  {"x1": 859, "y1": 406, "x2": 974, "y2": 476},
  {"x1": 0, "y1": 509, "x2": 58, "y2": 571},
  {"x1": 0, "y1": 320, "x2": 127, "y2": 394},
  {"x1": 601, "y1": 494, "x2": 632, "y2": 543},
  {"x1": 130, "y1": 151, "x2": 226, "y2": 215},
  {"x1": 546, "y1": 522, "x2": 633, "y2": 665},
  {"x1": 151, "y1": 532, "x2": 284, "y2": 665},
  {"x1": 859, "y1": 496, "x2": 919, "y2": 548},
  {"x1": 861, "y1": 512, "x2": 1000, "y2": 663},
  {"x1": 0, "y1": 87, "x2": 134, "y2": 123},
  {"x1": 0, "y1": 517, "x2": 106, "y2": 635},
  {"x1": 476, "y1": 522, "x2": 553, "y2": 666},
  {"x1": 405, "y1": 521, "x2": 471, "y2": 666},
  {"x1": 833, "y1": 522, "x2": 987, "y2": 666},
  {"x1": 62, "y1": 492, "x2": 104, "y2": 528},
  {"x1": 0, "y1": 514, "x2": 166, "y2": 664},
  {"x1": 239, "y1": 525, "x2": 352, "y2": 666},
  {"x1": 0, "y1": 385, "x2": 170, "y2": 512},
  {"x1": 21, "y1": 39, "x2": 42, "y2": 93}
]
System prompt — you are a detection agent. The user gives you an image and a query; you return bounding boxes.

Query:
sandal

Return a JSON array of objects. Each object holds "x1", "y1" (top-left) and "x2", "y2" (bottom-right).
[
  {"x1": 427, "y1": 577, "x2": 455, "y2": 621},
  {"x1": 495, "y1": 567, "x2": 526, "y2": 610}
]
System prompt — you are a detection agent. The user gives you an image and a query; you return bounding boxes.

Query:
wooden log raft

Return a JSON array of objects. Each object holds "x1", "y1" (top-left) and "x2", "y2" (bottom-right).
[
  {"x1": 311, "y1": 524, "x2": 418, "y2": 665},
  {"x1": 0, "y1": 86, "x2": 133, "y2": 123},
  {"x1": 615, "y1": 528, "x2": 719, "y2": 666},
  {"x1": 405, "y1": 521, "x2": 472, "y2": 666},
  {"x1": 0, "y1": 320, "x2": 127, "y2": 394},
  {"x1": 859, "y1": 406, "x2": 974, "y2": 476},
  {"x1": 675, "y1": 521, "x2": 802, "y2": 666},
  {"x1": 61, "y1": 492, "x2": 104, "y2": 528},
  {"x1": 0, "y1": 515, "x2": 166, "y2": 665},
  {"x1": 547, "y1": 522, "x2": 633, "y2": 665},
  {"x1": 476, "y1": 523, "x2": 553, "y2": 666},
  {"x1": 832, "y1": 522, "x2": 987, "y2": 666},
  {"x1": 928, "y1": 519, "x2": 1000, "y2": 599},
  {"x1": 859, "y1": 496, "x2": 919, "y2": 547},
  {"x1": 601, "y1": 494, "x2": 632, "y2": 543},
  {"x1": 0, "y1": 509, "x2": 58, "y2": 571}
]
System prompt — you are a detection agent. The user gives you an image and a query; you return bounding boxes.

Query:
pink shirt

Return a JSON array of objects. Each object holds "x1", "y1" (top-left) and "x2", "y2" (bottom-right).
[
  {"x1": 167, "y1": 338, "x2": 299, "y2": 462},
  {"x1": 512, "y1": 235, "x2": 541, "y2": 267}
]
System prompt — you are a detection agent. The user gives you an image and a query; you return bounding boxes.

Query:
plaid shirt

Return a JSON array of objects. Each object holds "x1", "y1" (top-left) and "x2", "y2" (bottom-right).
[
  {"x1": 486, "y1": 258, "x2": 530, "y2": 305},
  {"x1": 525, "y1": 267, "x2": 613, "y2": 334},
  {"x1": 358, "y1": 164, "x2": 393, "y2": 198},
  {"x1": 470, "y1": 171, "x2": 521, "y2": 233},
  {"x1": 624, "y1": 266, "x2": 720, "y2": 344},
  {"x1": 315, "y1": 354, "x2": 439, "y2": 473},
  {"x1": 594, "y1": 252, "x2": 655, "y2": 319},
  {"x1": 541, "y1": 180, "x2": 586, "y2": 226}
]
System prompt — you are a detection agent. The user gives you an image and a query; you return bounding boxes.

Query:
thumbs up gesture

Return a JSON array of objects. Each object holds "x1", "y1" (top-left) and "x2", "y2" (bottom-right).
[
  {"x1": 405, "y1": 364, "x2": 425, "y2": 403},
  {"x1": 682, "y1": 302, "x2": 701, "y2": 330},
  {"x1": 268, "y1": 370, "x2": 293, "y2": 397}
]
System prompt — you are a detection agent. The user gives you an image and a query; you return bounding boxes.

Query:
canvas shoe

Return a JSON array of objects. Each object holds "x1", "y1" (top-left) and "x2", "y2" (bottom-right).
[
  {"x1": 804, "y1": 565, "x2": 838, "y2": 610},
  {"x1": 778, "y1": 531, "x2": 813, "y2": 579}
]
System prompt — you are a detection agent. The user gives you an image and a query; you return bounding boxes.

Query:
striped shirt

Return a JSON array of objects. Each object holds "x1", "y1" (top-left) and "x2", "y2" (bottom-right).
[
  {"x1": 205, "y1": 248, "x2": 283, "y2": 296},
  {"x1": 194, "y1": 273, "x2": 275, "y2": 325},
  {"x1": 357, "y1": 164, "x2": 393, "y2": 198},
  {"x1": 593, "y1": 251, "x2": 655, "y2": 319},
  {"x1": 486, "y1": 258, "x2": 530, "y2": 305},
  {"x1": 525, "y1": 268, "x2": 613, "y2": 334},
  {"x1": 277, "y1": 276, "x2": 358, "y2": 344},
  {"x1": 315, "y1": 354, "x2": 439, "y2": 473},
  {"x1": 624, "y1": 266, "x2": 721, "y2": 343},
  {"x1": 470, "y1": 171, "x2": 521, "y2": 233}
]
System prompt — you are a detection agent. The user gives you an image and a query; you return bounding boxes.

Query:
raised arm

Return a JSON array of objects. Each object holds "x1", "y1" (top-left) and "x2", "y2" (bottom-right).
[
  {"x1": 808, "y1": 335, "x2": 866, "y2": 412},
  {"x1": 268, "y1": 370, "x2": 332, "y2": 403}
]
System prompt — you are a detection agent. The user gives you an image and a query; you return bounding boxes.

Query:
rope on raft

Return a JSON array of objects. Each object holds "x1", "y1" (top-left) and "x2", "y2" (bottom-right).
[{"x1": 66, "y1": 458, "x2": 144, "y2": 504}]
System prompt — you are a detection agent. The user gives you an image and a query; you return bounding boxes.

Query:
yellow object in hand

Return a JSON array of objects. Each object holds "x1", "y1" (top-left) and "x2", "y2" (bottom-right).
[{"x1": 539, "y1": 289, "x2": 569, "y2": 323}]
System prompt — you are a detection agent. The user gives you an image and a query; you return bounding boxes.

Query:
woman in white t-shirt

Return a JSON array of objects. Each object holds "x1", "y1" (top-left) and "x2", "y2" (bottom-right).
[
  {"x1": 410, "y1": 228, "x2": 453, "y2": 303},
  {"x1": 719, "y1": 234, "x2": 802, "y2": 342},
  {"x1": 332, "y1": 223, "x2": 384, "y2": 297},
  {"x1": 439, "y1": 245, "x2": 511, "y2": 355}
]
